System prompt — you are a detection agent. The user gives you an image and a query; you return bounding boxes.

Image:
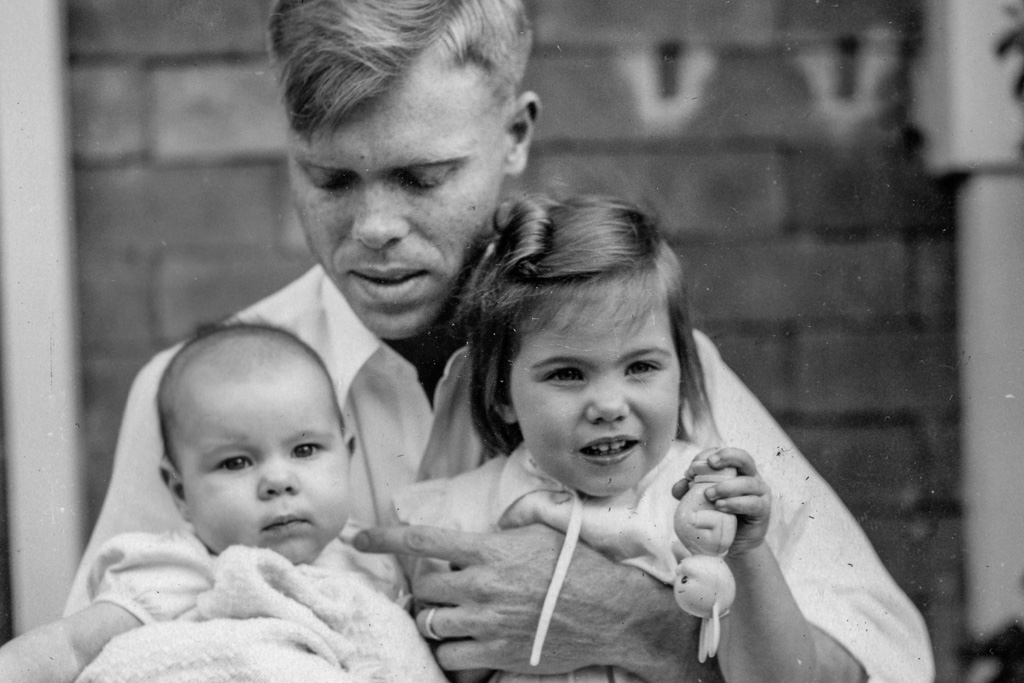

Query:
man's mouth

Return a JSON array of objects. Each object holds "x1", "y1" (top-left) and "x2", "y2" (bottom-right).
[
  {"x1": 352, "y1": 268, "x2": 426, "y2": 286},
  {"x1": 579, "y1": 438, "x2": 639, "y2": 459}
]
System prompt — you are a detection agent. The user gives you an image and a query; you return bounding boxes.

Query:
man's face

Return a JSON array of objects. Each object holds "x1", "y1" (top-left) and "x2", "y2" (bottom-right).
[{"x1": 287, "y1": 49, "x2": 535, "y2": 339}]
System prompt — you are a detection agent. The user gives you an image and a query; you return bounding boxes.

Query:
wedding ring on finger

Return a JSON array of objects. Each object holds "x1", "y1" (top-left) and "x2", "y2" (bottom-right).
[{"x1": 422, "y1": 606, "x2": 443, "y2": 641}]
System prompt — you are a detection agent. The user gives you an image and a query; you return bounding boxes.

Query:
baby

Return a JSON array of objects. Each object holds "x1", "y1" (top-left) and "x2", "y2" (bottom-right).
[{"x1": 0, "y1": 323, "x2": 444, "y2": 683}]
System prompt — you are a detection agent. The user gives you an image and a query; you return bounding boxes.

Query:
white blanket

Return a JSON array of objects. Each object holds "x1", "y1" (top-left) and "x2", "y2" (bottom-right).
[{"x1": 77, "y1": 545, "x2": 446, "y2": 683}]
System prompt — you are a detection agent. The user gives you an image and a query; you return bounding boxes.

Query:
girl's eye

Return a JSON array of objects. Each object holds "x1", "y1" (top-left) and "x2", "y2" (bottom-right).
[
  {"x1": 547, "y1": 367, "x2": 583, "y2": 382},
  {"x1": 293, "y1": 444, "x2": 319, "y2": 458},
  {"x1": 627, "y1": 361, "x2": 658, "y2": 375},
  {"x1": 219, "y1": 456, "x2": 250, "y2": 471}
]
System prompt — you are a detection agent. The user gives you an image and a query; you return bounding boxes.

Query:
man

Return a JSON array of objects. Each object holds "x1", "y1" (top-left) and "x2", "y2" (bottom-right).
[{"x1": 68, "y1": 1, "x2": 933, "y2": 681}]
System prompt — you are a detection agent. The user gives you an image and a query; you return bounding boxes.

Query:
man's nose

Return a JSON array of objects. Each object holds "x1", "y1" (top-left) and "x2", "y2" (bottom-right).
[
  {"x1": 258, "y1": 462, "x2": 299, "y2": 500},
  {"x1": 351, "y1": 186, "x2": 409, "y2": 251},
  {"x1": 584, "y1": 382, "x2": 630, "y2": 424}
]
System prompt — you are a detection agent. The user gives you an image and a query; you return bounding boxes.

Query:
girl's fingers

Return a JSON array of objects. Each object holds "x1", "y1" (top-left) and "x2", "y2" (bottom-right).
[
  {"x1": 714, "y1": 494, "x2": 770, "y2": 519},
  {"x1": 706, "y1": 476, "x2": 769, "y2": 502},
  {"x1": 708, "y1": 447, "x2": 758, "y2": 475}
]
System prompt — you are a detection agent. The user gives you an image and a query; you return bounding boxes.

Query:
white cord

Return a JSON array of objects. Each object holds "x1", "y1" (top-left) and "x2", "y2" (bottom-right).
[
  {"x1": 697, "y1": 601, "x2": 722, "y2": 663},
  {"x1": 709, "y1": 601, "x2": 721, "y2": 657},
  {"x1": 530, "y1": 492, "x2": 585, "y2": 666}
]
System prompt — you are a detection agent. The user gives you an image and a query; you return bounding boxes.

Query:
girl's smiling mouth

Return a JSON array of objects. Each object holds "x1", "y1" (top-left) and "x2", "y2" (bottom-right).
[{"x1": 579, "y1": 437, "x2": 639, "y2": 460}]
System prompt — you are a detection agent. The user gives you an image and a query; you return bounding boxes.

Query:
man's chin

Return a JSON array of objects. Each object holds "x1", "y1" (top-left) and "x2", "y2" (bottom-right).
[
  {"x1": 357, "y1": 304, "x2": 444, "y2": 341},
  {"x1": 330, "y1": 273, "x2": 446, "y2": 338}
]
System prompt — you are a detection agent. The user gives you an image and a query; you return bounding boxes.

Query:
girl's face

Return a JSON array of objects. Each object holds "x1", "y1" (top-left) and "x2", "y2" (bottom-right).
[{"x1": 500, "y1": 290, "x2": 681, "y2": 497}]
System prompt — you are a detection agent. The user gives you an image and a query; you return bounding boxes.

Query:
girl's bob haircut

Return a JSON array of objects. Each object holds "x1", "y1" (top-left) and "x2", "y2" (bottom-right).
[{"x1": 459, "y1": 194, "x2": 710, "y2": 456}]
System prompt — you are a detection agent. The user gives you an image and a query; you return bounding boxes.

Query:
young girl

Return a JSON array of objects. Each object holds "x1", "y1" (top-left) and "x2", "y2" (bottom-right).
[
  {"x1": 0, "y1": 323, "x2": 445, "y2": 683},
  {"x1": 394, "y1": 195, "x2": 866, "y2": 682}
]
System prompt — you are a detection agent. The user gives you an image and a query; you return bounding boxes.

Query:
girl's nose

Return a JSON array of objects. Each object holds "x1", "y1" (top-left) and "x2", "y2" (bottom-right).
[{"x1": 584, "y1": 385, "x2": 629, "y2": 424}]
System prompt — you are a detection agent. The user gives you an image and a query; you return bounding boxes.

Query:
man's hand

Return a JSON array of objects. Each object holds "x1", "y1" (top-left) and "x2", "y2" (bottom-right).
[{"x1": 355, "y1": 523, "x2": 723, "y2": 682}]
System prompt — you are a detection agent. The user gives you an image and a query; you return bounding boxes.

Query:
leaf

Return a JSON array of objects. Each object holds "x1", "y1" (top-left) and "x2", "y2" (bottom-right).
[
  {"x1": 997, "y1": 34, "x2": 1015, "y2": 56},
  {"x1": 997, "y1": 32, "x2": 1024, "y2": 57}
]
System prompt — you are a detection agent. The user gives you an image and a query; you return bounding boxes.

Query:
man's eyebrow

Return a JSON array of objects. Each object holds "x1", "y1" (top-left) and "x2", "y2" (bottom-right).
[
  {"x1": 295, "y1": 158, "x2": 345, "y2": 173},
  {"x1": 297, "y1": 156, "x2": 468, "y2": 173},
  {"x1": 398, "y1": 156, "x2": 468, "y2": 171}
]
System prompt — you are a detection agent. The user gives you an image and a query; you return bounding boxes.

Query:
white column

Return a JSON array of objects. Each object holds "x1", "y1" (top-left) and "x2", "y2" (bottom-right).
[
  {"x1": 958, "y1": 175, "x2": 1024, "y2": 634},
  {"x1": 917, "y1": 0, "x2": 1024, "y2": 634},
  {"x1": 0, "y1": 1, "x2": 84, "y2": 632},
  {"x1": 916, "y1": 0, "x2": 1023, "y2": 168}
]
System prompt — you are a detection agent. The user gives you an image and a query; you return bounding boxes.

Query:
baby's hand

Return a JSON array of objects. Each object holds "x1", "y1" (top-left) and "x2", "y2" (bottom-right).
[{"x1": 673, "y1": 447, "x2": 771, "y2": 557}]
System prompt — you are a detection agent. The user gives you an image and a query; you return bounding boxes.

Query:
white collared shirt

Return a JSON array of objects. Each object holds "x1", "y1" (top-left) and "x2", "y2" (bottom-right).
[{"x1": 64, "y1": 266, "x2": 934, "y2": 681}]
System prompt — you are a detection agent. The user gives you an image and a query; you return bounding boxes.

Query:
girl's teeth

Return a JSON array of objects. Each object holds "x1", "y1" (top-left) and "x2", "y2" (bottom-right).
[{"x1": 591, "y1": 440, "x2": 626, "y2": 453}]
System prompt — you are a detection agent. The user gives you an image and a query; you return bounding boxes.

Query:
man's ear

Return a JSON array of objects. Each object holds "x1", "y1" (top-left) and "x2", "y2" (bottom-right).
[
  {"x1": 504, "y1": 91, "x2": 540, "y2": 176},
  {"x1": 160, "y1": 457, "x2": 189, "y2": 521}
]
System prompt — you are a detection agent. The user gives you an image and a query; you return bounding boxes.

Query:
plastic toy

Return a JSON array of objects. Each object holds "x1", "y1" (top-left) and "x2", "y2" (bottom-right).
[{"x1": 673, "y1": 450, "x2": 738, "y2": 662}]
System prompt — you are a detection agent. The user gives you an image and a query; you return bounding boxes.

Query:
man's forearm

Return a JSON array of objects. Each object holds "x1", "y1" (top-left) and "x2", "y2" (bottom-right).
[{"x1": 357, "y1": 523, "x2": 724, "y2": 679}]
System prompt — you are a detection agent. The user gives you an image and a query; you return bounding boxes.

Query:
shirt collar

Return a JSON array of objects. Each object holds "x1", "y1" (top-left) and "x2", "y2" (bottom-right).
[
  {"x1": 494, "y1": 446, "x2": 569, "y2": 516},
  {"x1": 317, "y1": 267, "x2": 386, "y2": 399},
  {"x1": 495, "y1": 440, "x2": 700, "y2": 515}
]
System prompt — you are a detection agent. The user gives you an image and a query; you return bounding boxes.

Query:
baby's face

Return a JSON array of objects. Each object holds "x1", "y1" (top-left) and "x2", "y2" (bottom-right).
[
  {"x1": 501, "y1": 292, "x2": 681, "y2": 497},
  {"x1": 169, "y1": 355, "x2": 349, "y2": 564}
]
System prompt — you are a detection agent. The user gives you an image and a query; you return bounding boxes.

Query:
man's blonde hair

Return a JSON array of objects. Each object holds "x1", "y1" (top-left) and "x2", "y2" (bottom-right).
[{"x1": 269, "y1": 0, "x2": 532, "y2": 138}]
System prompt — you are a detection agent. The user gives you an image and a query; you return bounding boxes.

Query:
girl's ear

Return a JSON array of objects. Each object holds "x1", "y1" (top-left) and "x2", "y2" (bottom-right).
[
  {"x1": 160, "y1": 457, "x2": 189, "y2": 521},
  {"x1": 496, "y1": 403, "x2": 518, "y2": 425}
]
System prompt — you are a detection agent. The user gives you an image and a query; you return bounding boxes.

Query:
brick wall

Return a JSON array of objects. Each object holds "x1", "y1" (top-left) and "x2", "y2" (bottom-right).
[{"x1": 68, "y1": 0, "x2": 961, "y2": 679}]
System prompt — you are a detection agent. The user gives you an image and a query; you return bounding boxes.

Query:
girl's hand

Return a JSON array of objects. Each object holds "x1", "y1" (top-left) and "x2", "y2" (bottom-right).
[{"x1": 673, "y1": 447, "x2": 771, "y2": 557}]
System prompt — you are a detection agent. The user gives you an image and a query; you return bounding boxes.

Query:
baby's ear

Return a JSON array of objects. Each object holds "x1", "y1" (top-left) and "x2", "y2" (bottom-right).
[{"x1": 160, "y1": 457, "x2": 189, "y2": 520}]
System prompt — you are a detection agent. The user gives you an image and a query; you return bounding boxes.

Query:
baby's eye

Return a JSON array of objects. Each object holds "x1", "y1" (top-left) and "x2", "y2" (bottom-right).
[
  {"x1": 293, "y1": 443, "x2": 319, "y2": 458},
  {"x1": 219, "y1": 456, "x2": 250, "y2": 471},
  {"x1": 546, "y1": 367, "x2": 584, "y2": 382}
]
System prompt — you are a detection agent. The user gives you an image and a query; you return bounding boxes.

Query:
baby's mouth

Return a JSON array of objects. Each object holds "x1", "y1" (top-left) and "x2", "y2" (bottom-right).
[
  {"x1": 263, "y1": 515, "x2": 308, "y2": 532},
  {"x1": 579, "y1": 438, "x2": 639, "y2": 458}
]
